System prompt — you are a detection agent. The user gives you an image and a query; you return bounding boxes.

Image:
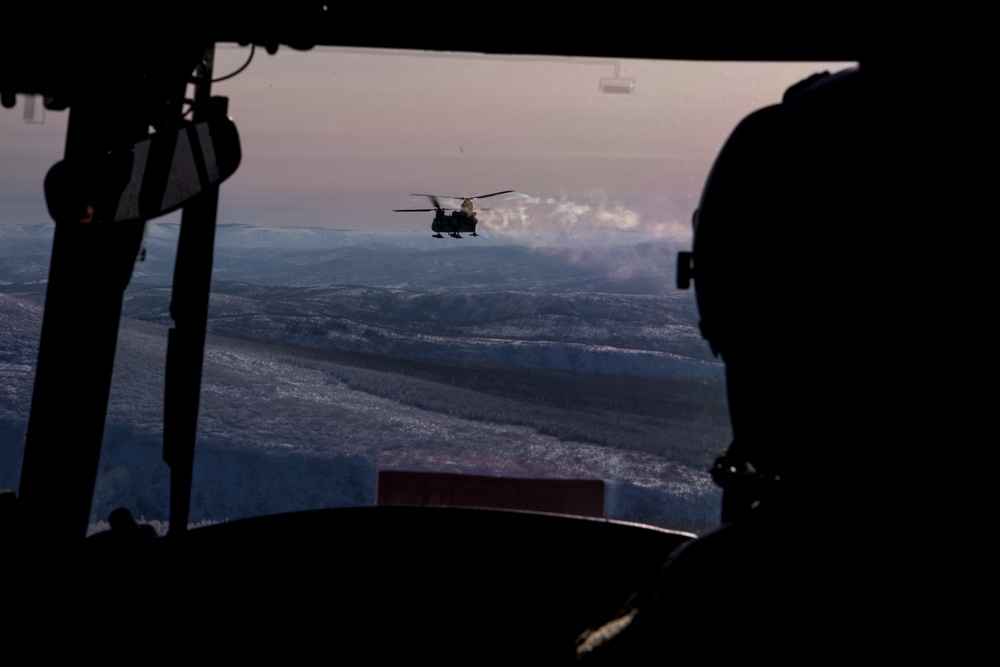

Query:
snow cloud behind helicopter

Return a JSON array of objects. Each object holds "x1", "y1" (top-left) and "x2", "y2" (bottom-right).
[{"x1": 479, "y1": 193, "x2": 691, "y2": 240}]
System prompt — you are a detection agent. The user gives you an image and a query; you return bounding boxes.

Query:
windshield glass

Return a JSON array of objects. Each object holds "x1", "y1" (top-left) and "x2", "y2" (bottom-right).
[{"x1": 0, "y1": 47, "x2": 853, "y2": 536}]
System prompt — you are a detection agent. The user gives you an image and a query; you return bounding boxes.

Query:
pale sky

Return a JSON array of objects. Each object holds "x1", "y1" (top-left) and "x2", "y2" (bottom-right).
[{"x1": 0, "y1": 46, "x2": 855, "y2": 236}]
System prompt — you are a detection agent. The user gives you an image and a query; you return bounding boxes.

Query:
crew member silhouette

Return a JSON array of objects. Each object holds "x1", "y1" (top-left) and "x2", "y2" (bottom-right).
[{"x1": 576, "y1": 64, "x2": 869, "y2": 660}]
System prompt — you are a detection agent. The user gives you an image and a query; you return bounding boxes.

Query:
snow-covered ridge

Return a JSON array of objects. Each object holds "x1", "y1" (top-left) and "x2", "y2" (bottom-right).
[
  {"x1": 1, "y1": 222, "x2": 689, "y2": 294},
  {"x1": 0, "y1": 223, "x2": 726, "y2": 534}
]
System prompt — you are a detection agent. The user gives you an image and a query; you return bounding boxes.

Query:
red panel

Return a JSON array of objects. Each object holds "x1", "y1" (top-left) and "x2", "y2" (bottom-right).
[{"x1": 377, "y1": 470, "x2": 605, "y2": 518}]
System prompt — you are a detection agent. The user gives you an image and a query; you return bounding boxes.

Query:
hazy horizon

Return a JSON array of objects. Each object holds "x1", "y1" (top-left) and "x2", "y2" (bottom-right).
[{"x1": 1, "y1": 48, "x2": 855, "y2": 234}]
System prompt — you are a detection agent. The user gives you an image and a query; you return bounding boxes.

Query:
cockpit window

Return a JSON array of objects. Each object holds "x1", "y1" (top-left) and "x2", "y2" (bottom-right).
[{"x1": 0, "y1": 48, "x2": 853, "y2": 535}]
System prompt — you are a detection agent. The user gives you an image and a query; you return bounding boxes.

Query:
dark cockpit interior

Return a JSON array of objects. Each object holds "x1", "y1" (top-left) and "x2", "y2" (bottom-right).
[{"x1": 1, "y1": 5, "x2": 871, "y2": 661}]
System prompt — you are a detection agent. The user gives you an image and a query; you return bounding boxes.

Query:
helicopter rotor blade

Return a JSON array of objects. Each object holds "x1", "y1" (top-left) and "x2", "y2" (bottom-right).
[
  {"x1": 469, "y1": 190, "x2": 514, "y2": 200},
  {"x1": 394, "y1": 207, "x2": 458, "y2": 212},
  {"x1": 411, "y1": 191, "x2": 514, "y2": 202},
  {"x1": 410, "y1": 194, "x2": 445, "y2": 210}
]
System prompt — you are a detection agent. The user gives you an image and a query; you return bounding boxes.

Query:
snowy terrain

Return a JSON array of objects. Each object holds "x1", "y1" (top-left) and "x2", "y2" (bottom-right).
[{"x1": 0, "y1": 222, "x2": 729, "y2": 534}]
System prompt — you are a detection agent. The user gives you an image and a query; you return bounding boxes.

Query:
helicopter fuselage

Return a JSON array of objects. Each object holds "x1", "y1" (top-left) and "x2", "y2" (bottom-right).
[{"x1": 432, "y1": 210, "x2": 478, "y2": 237}]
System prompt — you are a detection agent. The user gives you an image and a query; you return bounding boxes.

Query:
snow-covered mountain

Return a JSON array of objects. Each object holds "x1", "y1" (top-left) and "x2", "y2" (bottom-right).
[
  {"x1": 0, "y1": 222, "x2": 728, "y2": 534},
  {"x1": 2, "y1": 221, "x2": 687, "y2": 292}
]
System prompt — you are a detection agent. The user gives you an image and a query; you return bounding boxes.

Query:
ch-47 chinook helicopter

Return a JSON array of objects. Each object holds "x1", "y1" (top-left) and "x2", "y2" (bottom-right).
[{"x1": 394, "y1": 190, "x2": 514, "y2": 237}]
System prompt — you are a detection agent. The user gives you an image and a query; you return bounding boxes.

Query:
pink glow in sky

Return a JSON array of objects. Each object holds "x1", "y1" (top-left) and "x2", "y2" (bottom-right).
[{"x1": 0, "y1": 47, "x2": 854, "y2": 236}]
